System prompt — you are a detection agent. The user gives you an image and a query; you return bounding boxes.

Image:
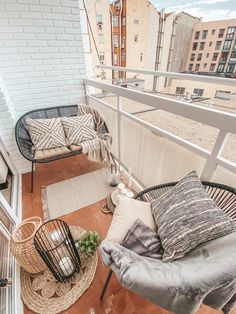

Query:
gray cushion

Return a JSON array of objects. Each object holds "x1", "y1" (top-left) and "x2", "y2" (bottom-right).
[
  {"x1": 121, "y1": 218, "x2": 163, "y2": 259},
  {"x1": 61, "y1": 114, "x2": 97, "y2": 146},
  {"x1": 26, "y1": 117, "x2": 67, "y2": 150},
  {"x1": 151, "y1": 171, "x2": 236, "y2": 262}
]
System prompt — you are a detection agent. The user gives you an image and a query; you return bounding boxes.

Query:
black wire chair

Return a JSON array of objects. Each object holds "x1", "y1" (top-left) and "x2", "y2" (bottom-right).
[
  {"x1": 100, "y1": 180, "x2": 236, "y2": 301},
  {"x1": 15, "y1": 105, "x2": 109, "y2": 193}
]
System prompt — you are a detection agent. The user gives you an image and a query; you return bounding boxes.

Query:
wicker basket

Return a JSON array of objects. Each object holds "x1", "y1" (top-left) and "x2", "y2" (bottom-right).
[{"x1": 10, "y1": 217, "x2": 47, "y2": 274}]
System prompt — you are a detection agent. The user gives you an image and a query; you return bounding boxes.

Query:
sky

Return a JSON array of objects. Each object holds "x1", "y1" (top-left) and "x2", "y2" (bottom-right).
[{"x1": 151, "y1": 0, "x2": 236, "y2": 21}]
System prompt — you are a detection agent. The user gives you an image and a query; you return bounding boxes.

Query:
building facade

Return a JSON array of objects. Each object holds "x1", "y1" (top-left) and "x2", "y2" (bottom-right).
[{"x1": 186, "y1": 19, "x2": 236, "y2": 77}]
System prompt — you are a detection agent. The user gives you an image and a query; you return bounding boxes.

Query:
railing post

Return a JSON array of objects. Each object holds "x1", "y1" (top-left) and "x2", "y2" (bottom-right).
[
  {"x1": 117, "y1": 96, "x2": 122, "y2": 170},
  {"x1": 201, "y1": 130, "x2": 228, "y2": 181}
]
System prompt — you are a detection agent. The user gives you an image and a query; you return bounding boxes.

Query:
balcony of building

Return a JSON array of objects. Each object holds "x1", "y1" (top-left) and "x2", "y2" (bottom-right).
[{"x1": 1, "y1": 3, "x2": 236, "y2": 314}]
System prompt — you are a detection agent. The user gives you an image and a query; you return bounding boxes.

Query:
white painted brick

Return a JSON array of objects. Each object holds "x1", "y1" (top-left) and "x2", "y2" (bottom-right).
[
  {"x1": 13, "y1": 65, "x2": 34, "y2": 72},
  {"x1": 0, "y1": 11, "x2": 19, "y2": 18},
  {"x1": 61, "y1": 0, "x2": 79, "y2": 8},
  {"x1": 27, "y1": 40, "x2": 48, "y2": 47},
  {"x1": 19, "y1": 12, "x2": 41, "y2": 18},
  {"x1": 13, "y1": 33, "x2": 35, "y2": 39},
  {"x1": 0, "y1": 20, "x2": 9, "y2": 26},
  {"x1": 32, "y1": 19, "x2": 53, "y2": 26},
  {"x1": 42, "y1": 59, "x2": 61, "y2": 65},
  {"x1": 51, "y1": 6, "x2": 71, "y2": 14},
  {"x1": 54, "y1": 64, "x2": 71, "y2": 70},
  {"x1": 59, "y1": 47, "x2": 76, "y2": 52},
  {"x1": 63, "y1": 14, "x2": 80, "y2": 22},
  {"x1": 23, "y1": 26, "x2": 44, "y2": 33},
  {"x1": 39, "y1": 0, "x2": 60, "y2": 5},
  {"x1": 25, "y1": 71, "x2": 45, "y2": 78},
  {"x1": 59, "y1": 34, "x2": 76, "y2": 42},
  {"x1": 64, "y1": 28, "x2": 80, "y2": 34},
  {"x1": 0, "y1": 26, "x2": 23, "y2": 33},
  {"x1": 4, "y1": 40, "x2": 27, "y2": 47},
  {"x1": 39, "y1": 47, "x2": 58, "y2": 53},
  {"x1": 45, "y1": 27, "x2": 64, "y2": 34},
  {"x1": 47, "y1": 81, "x2": 66, "y2": 87},
  {"x1": 29, "y1": 4, "x2": 50, "y2": 12},
  {"x1": 42, "y1": 13, "x2": 63, "y2": 20},
  {"x1": 0, "y1": 34, "x2": 13, "y2": 40},
  {"x1": 22, "y1": 59, "x2": 42, "y2": 65},
  {"x1": 5, "y1": 4, "x2": 29, "y2": 11},
  {"x1": 66, "y1": 41, "x2": 82, "y2": 47},
  {"x1": 48, "y1": 41, "x2": 67, "y2": 47},
  {"x1": 34, "y1": 65, "x2": 53, "y2": 71},
  {"x1": 31, "y1": 53, "x2": 51, "y2": 59},
  {"x1": 45, "y1": 70, "x2": 63, "y2": 76},
  {"x1": 51, "y1": 52, "x2": 69, "y2": 58},
  {"x1": 53, "y1": 20, "x2": 73, "y2": 28},
  {"x1": 0, "y1": 47, "x2": 18, "y2": 54},
  {"x1": 9, "y1": 18, "x2": 32, "y2": 25},
  {"x1": 36, "y1": 34, "x2": 55, "y2": 40},
  {"x1": 17, "y1": 47, "x2": 38, "y2": 53},
  {"x1": 17, "y1": 0, "x2": 39, "y2": 4}
]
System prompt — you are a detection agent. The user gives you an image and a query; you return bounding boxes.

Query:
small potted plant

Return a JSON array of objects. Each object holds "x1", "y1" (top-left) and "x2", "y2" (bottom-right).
[{"x1": 76, "y1": 231, "x2": 101, "y2": 259}]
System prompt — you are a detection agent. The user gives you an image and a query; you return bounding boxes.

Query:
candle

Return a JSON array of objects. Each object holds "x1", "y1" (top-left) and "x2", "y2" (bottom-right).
[
  {"x1": 128, "y1": 167, "x2": 132, "y2": 189},
  {"x1": 59, "y1": 256, "x2": 74, "y2": 276},
  {"x1": 50, "y1": 230, "x2": 62, "y2": 244},
  {"x1": 118, "y1": 183, "x2": 125, "y2": 191},
  {"x1": 127, "y1": 191, "x2": 134, "y2": 198}
]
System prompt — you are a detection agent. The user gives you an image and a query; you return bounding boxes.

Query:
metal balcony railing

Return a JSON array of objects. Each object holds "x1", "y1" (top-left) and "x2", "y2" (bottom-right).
[{"x1": 85, "y1": 65, "x2": 236, "y2": 187}]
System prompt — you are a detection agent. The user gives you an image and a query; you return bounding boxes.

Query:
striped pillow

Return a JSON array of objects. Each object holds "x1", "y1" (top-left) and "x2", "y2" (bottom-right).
[
  {"x1": 151, "y1": 171, "x2": 236, "y2": 262},
  {"x1": 61, "y1": 114, "x2": 97, "y2": 146},
  {"x1": 26, "y1": 118, "x2": 67, "y2": 150}
]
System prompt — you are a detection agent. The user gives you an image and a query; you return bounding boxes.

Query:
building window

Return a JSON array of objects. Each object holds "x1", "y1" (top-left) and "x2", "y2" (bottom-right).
[
  {"x1": 134, "y1": 19, "x2": 139, "y2": 25},
  {"x1": 175, "y1": 87, "x2": 185, "y2": 95},
  {"x1": 215, "y1": 90, "x2": 231, "y2": 100},
  {"x1": 121, "y1": 36, "x2": 125, "y2": 48},
  {"x1": 206, "y1": 53, "x2": 210, "y2": 57},
  {"x1": 190, "y1": 53, "x2": 195, "y2": 61},
  {"x1": 195, "y1": 64, "x2": 200, "y2": 71},
  {"x1": 231, "y1": 51, "x2": 236, "y2": 58},
  {"x1": 212, "y1": 53, "x2": 218, "y2": 61},
  {"x1": 218, "y1": 29, "x2": 225, "y2": 38},
  {"x1": 209, "y1": 41, "x2": 212, "y2": 47},
  {"x1": 197, "y1": 53, "x2": 202, "y2": 61},
  {"x1": 226, "y1": 27, "x2": 235, "y2": 39},
  {"x1": 113, "y1": 52, "x2": 118, "y2": 66},
  {"x1": 233, "y1": 39, "x2": 236, "y2": 50},
  {"x1": 194, "y1": 31, "x2": 200, "y2": 40},
  {"x1": 122, "y1": 16, "x2": 126, "y2": 26},
  {"x1": 199, "y1": 42, "x2": 205, "y2": 50},
  {"x1": 96, "y1": 14, "x2": 103, "y2": 23},
  {"x1": 209, "y1": 63, "x2": 216, "y2": 71},
  {"x1": 220, "y1": 52, "x2": 229, "y2": 62},
  {"x1": 202, "y1": 30, "x2": 208, "y2": 39},
  {"x1": 212, "y1": 29, "x2": 215, "y2": 35},
  {"x1": 204, "y1": 63, "x2": 207, "y2": 68},
  {"x1": 140, "y1": 53, "x2": 143, "y2": 62},
  {"x1": 226, "y1": 63, "x2": 235, "y2": 73},
  {"x1": 192, "y1": 42, "x2": 198, "y2": 50},
  {"x1": 223, "y1": 40, "x2": 232, "y2": 50},
  {"x1": 188, "y1": 63, "x2": 193, "y2": 71},
  {"x1": 98, "y1": 34, "x2": 104, "y2": 44},
  {"x1": 134, "y1": 34, "x2": 138, "y2": 42},
  {"x1": 215, "y1": 41, "x2": 221, "y2": 50},
  {"x1": 113, "y1": 34, "x2": 118, "y2": 47},
  {"x1": 217, "y1": 64, "x2": 225, "y2": 72},
  {"x1": 193, "y1": 88, "x2": 204, "y2": 96},
  {"x1": 113, "y1": 15, "x2": 119, "y2": 27},
  {"x1": 99, "y1": 52, "x2": 105, "y2": 62}
]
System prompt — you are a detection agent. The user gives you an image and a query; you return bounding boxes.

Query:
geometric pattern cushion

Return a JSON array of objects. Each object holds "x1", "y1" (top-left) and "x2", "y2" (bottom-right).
[
  {"x1": 151, "y1": 171, "x2": 236, "y2": 262},
  {"x1": 26, "y1": 118, "x2": 67, "y2": 150},
  {"x1": 61, "y1": 114, "x2": 97, "y2": 146}
]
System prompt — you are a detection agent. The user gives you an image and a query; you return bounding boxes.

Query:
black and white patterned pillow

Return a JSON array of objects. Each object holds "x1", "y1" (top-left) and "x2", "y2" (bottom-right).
[
  {"x1": 61, "y1": 114, "x2": 97, "y2": 146},
  {"x1": 151, "y1": 171, "x2": 236, "y2": 262},
  {"x1": 26, "y1": 117, "x2": 67, "y2": 150}
]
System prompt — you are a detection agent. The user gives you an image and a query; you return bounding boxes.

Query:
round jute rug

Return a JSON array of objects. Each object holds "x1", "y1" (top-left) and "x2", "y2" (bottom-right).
[{"x1": 21, "y1": 225, "x2": 98, "y2": 314}]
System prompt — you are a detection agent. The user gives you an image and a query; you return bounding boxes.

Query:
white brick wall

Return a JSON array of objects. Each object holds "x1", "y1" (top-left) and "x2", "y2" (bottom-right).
[{"x1": 0, "y1": 0, "x2": 89, "y2": 173}]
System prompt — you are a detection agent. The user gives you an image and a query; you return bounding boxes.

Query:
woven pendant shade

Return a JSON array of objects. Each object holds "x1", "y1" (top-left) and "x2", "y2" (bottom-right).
[{"x1": 10, "y1": 217, "x2": 47, "y2": 274}]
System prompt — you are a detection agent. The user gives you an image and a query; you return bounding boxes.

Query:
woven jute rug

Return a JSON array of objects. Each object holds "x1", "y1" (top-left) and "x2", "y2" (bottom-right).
[
  {"x1": 21, "y1": 226, "x2": 98, "y2": 314},
  {"x1": 42, "y1": 168, "x2": 115, "y2": 220}
]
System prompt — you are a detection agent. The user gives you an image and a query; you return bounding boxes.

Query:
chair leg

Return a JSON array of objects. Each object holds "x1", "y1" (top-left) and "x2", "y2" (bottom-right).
[
  {"x1": 31, "y1": 161, "x2": 35, "y2": 193},
  {"x1": 100, "y1": 269, "x2": 113, "y2": 301}
]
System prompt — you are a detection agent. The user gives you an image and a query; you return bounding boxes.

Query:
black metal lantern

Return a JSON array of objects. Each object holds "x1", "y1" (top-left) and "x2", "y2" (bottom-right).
[{"x1": 34, "y1": 219, "x2": 81, "y2": 283}]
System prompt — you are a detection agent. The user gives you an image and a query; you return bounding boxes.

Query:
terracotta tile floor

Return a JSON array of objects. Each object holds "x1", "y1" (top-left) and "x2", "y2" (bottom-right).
[{"x1": 22, "y1": 155, "x2": 235, "y2": 314}]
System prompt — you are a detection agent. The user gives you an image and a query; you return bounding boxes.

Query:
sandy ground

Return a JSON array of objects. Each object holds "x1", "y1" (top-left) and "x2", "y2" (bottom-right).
[{"x1": 101, "y1": 94, "x2": 236, "y2": 164}]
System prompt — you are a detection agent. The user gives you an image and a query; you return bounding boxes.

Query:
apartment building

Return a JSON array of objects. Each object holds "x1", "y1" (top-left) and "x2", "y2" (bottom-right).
[
  {"x1": 110, "y1": 0, "x2": 199, "y2": 91},
  {"x1": 186, "y1": 19, "x2": 236, "y2": 77},
  {"x1": 84, "y1": 0, "x2": 112, "y2": 78}
]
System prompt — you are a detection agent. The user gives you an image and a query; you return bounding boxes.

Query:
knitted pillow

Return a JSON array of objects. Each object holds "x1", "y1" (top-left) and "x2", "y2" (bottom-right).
[
  {"x1": 26, "y1": 118, "x2": 67, "y2": 150},
  {"x1": 61, "y1": 114, "x2": 97, "y2": 146},
  {"x1": 151, "y1": 171, "x2": 236, "y2": 262}
]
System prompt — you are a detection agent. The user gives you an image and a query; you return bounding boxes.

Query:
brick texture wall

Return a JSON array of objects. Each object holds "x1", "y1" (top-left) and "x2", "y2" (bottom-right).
[{"x1": 0, "y1": 0, "x2": 88, "y2": 173}]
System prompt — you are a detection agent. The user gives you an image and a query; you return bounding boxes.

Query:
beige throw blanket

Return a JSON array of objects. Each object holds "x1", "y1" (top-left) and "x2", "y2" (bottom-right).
[{"x1": 77, "y1": 104, "x2": 112, "y2": 164}]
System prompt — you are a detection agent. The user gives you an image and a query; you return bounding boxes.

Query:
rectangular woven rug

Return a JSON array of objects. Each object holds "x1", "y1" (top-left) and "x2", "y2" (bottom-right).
[{"x1": 42, "y1": 168, "x2": 115, "y2": 220}]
